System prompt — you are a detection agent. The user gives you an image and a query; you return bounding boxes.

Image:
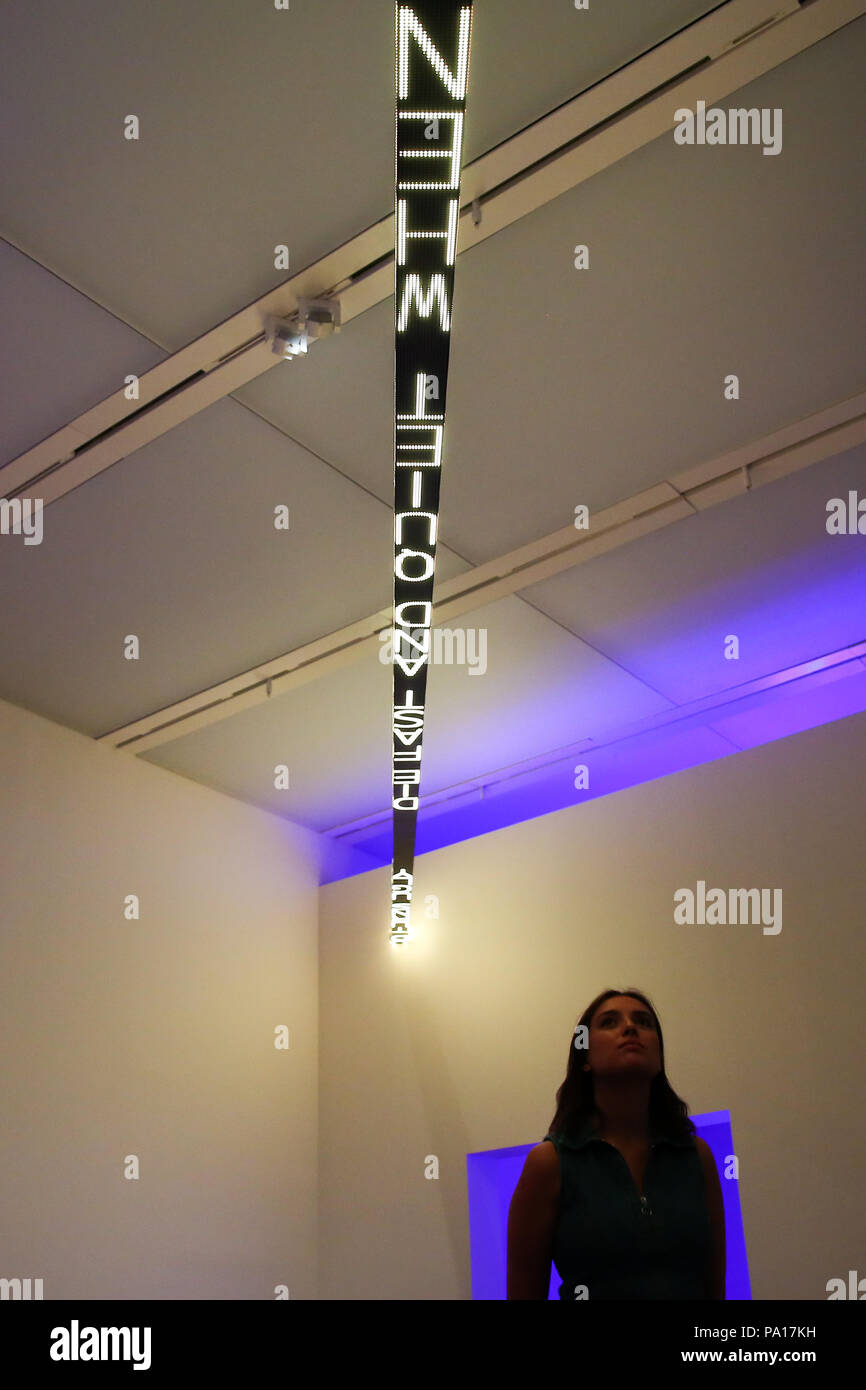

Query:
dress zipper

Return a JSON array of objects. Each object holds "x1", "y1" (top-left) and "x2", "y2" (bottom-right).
[
  {"x1": 601, "y1": 1137, "x2": 657, "y2": 1215},
  {"x1": 639, "y1": 1142, "x2": 657, "y2": 1216}
]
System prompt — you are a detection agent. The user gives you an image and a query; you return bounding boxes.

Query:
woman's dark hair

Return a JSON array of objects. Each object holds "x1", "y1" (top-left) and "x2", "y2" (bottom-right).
[{"x1": 548, "y1": 986, "x2": 695, "y2": 1141}]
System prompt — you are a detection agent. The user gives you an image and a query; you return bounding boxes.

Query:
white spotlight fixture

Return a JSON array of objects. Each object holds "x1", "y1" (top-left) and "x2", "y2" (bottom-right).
[{"x1": 265, "y1": 297, "x2": 342, "y2": 359}]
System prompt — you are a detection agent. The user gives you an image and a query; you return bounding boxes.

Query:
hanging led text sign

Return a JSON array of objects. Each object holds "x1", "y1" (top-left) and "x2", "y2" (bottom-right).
[{"x1": 390, "y1": 3, "x2": 473, "y2": 945}]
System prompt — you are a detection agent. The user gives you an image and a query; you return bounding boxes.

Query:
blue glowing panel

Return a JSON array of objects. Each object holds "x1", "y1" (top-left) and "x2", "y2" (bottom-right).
[{"x1": 466, "y1": 1110, "x2": 749, "y2": 1300}]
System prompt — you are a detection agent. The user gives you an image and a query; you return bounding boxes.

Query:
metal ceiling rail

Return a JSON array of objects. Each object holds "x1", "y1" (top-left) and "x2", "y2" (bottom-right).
[
  {"x1": 4, "y1": 0, "x2": 861, "y2": 505},
  {"x1": 95, "y1": 386, "x2": 866, "y2": 753}
]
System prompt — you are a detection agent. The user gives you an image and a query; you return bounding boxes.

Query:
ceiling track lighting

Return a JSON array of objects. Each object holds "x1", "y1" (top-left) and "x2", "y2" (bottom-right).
[{"x1": 265, "y1": 297, "x2": 342, "y2": 359}]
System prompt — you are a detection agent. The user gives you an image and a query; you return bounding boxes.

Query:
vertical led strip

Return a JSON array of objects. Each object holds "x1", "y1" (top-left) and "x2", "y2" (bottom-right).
[{"x1": 390, "y1": 4, "x2": 473, "y2": 945}]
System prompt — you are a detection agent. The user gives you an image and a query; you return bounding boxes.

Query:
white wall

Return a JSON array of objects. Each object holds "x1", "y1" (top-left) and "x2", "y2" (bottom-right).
[
  {"x1": 3, "y1": 692, "x2": 864, "y2": 1302},
  {"x1": 0, "y1": 695, "x2": 322, "y2": 1300},
  {"x1": 318, "y1": 709, "x2": 866, "y2": 1300}
]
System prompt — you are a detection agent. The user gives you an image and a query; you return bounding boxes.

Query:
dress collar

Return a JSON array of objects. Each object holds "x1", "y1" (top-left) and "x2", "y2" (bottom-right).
[{"x1": 549, "y1": 1111, "x2": 695, "y2": 1151}]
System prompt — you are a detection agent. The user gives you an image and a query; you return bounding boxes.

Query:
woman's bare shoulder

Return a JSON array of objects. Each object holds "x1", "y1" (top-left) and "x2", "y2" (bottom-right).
[{"x1": 529, "y1": 1139, "x2": 561, "y2": 1185}]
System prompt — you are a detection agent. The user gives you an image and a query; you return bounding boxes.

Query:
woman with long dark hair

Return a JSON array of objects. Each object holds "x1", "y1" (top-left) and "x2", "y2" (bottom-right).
[{"x1": 507, "y1": 987, "x2": 726, "y2": 1299}]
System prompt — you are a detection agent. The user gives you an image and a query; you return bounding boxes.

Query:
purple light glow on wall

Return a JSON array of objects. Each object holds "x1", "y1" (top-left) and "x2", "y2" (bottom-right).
[
  {"x1": 466, "y1": 1110, "x2": 749, "y2": 1300},
  {"x1": 323, "y1": 642, "x2": 866, "y2": 883}
]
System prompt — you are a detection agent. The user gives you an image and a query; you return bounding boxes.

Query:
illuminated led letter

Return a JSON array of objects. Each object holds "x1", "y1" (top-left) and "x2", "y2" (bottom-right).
[
  {"x1": 397, "y1": 7, "x2": 471, "y2": 101},
  {"x1": 395, "y1": 601, "x2": 433, "y2": 627},
  {"x1": 395, "y1": 511, "x2": 438, "y2": 547},
  {"x1": 396, "y1": 197, "x2": 459, "y2": 266},
  {"x1": 398, "y1": 110, "x2": 465, "y2": 190},
  {"x1": 395, "y1": 548, "x2": 435, "y2": 582},
  {"x1": 397, "y1": 273, "x2": 451, "y2": 331}
]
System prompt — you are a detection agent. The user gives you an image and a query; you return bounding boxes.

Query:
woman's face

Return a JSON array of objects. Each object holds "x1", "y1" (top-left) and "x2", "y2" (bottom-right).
[{"x1": 587, "y1": 995, "x2": 661, "y2": 1078}]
